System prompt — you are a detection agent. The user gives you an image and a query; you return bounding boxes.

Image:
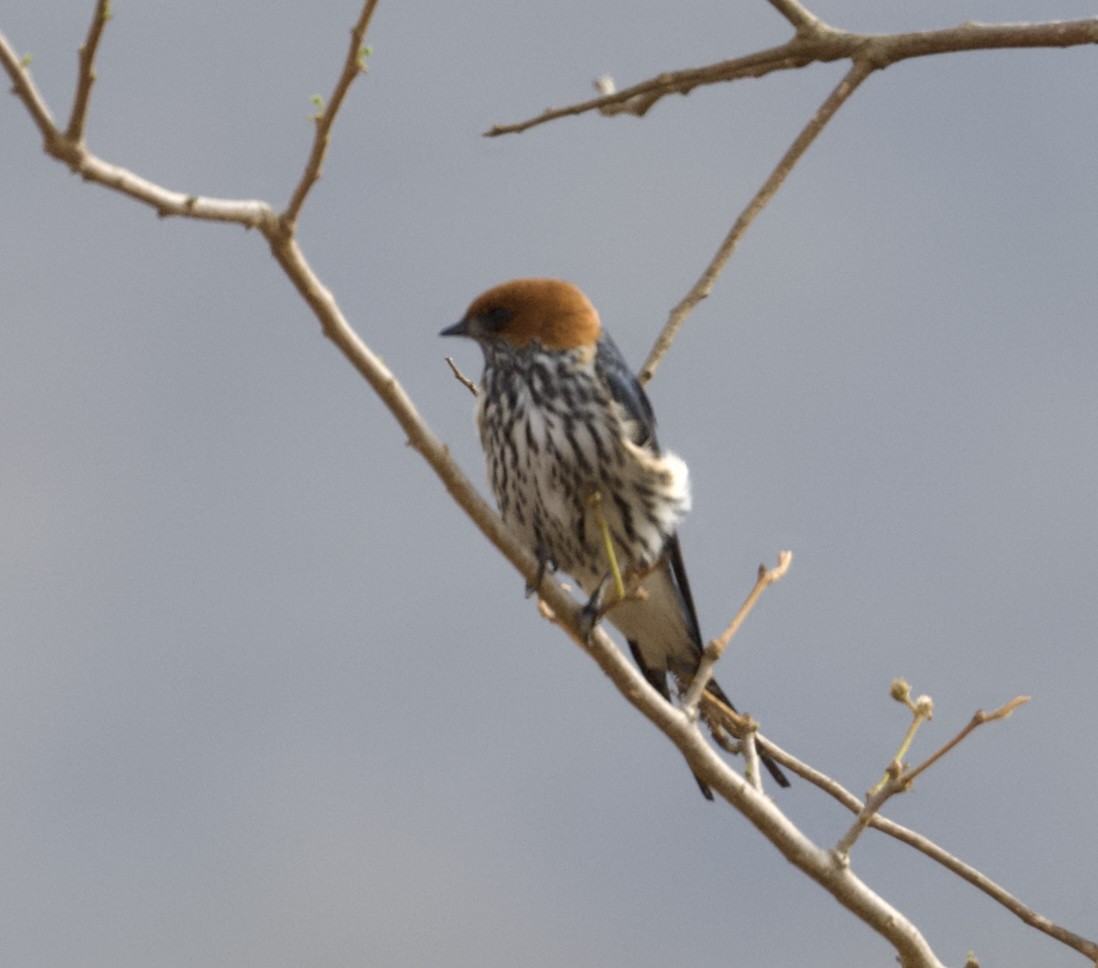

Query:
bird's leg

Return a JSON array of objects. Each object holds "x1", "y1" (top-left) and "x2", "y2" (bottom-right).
[
  {"x1": 579, "y1": 572, "x2": 614, "y2": 640},
  {"x1": 579, "y1": 570, "x2": 651, "y2": 638},
  {"x1": 525, "y1": 547, "x2": 557, "y2": 598},
  {"x1": 576, "y1": 490, "x2": 629, "y2": 641},
  {"x1": 585, "y1": 490, "x2": 626, "y2": 601}
]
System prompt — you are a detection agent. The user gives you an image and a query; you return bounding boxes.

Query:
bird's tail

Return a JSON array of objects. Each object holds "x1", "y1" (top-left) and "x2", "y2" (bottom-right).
[{"x1": 613, "y1": 557, "x2": 789, "y2": 795}]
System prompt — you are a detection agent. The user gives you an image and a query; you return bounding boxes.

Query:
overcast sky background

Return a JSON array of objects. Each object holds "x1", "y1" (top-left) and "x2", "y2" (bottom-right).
[{"x1": 3, "y1": 2, "x2": 1096, "y2": 966}]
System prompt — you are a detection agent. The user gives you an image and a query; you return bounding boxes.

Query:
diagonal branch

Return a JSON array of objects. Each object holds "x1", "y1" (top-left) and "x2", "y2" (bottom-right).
[
  {"x1": 639, "y1": 59, "x2": 872, "y2": 384},
  {"x1": 0, "y1": 32, "x2": 57, "y2": 138},
  {"x1": 759, "y1": 734, "x2": 1098, "y2": 960},
  {"x1": 484, "y1": 36, "x2": 839, "y2": 137},
  {"x1": 901, "y1": 695, "x2": 1029, "y2": 787},
  {"x1": 682, "y1": 551, "x2": 792, "y2": 714},
  {"x1": 283, "y1": 0, "x2": 380, "y2": 225}
]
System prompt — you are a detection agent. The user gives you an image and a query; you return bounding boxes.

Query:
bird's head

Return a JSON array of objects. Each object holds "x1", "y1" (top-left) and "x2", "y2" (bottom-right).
[{"x1": 441, "y1": 278, "x2": 601, "y2": 351}]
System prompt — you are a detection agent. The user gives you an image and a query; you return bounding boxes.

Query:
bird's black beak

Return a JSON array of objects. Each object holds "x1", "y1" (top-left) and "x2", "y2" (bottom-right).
[{"x1": 440, "y1": 318, "x2": 469, "y2": 338}]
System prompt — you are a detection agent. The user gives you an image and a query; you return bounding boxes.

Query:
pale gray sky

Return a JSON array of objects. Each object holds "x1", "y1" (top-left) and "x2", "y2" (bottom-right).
[{"x1": 3, "y1": 2, "x2": 1096, "y2": 966}]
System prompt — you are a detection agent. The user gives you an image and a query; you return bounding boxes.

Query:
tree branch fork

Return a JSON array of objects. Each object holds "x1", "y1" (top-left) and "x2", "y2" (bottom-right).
[{"x1": 486, "y1": 13, "x2": 1098, "y2": 137}]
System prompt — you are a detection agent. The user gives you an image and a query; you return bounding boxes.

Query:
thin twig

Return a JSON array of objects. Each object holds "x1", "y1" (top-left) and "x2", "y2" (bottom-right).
[
  {"x1": 639, "y1": 60, "x2": 872, "y2": 384},
  {"x1": 869, "y1": 681, "x2": 934, "y2": 794},
  {"x1": 484, "y1": 37, "x2": 831, "y2": 136},
  {"x1": 445, "y1": 356, "x2": 478, "y2": 396},
  {"x1": 843, "y1": 694, "x2": 1025, "y2": 855},
  {"x1": 0, "y1": 32, "x2": 57, "y2": 139},
  {"x1": 283, "y1": 0, "x2": 381, "y2": 226},
  {"x1": 66, "y1": 0, "x2": 111, "y2": 142},
  {"x1": 682, "y1": 551, "x2": 792, "y2": 714},
  {"x1": 902, "y1": 696, "x2": 1029, "y2": 786}
]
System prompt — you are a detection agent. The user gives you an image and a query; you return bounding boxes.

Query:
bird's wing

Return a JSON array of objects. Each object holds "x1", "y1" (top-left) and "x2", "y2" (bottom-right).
[
  {"x1": 594, "y1": 338, "x2": 791, "y2": 791},
  {"x1": 664, "y1": 532, "x2": 704, "y2": 651},
  {"x1": 594, "y1": 333, "x2": 659, "y2": 451},
  {"x1": 594, "y1": 334, "x2": 702, "y2": 645}
]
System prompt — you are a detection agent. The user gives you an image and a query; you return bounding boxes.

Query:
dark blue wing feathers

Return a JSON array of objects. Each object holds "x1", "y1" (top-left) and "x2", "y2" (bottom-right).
[{"x1": 595, "y1": 333, "x2": 659, "y2": 451}]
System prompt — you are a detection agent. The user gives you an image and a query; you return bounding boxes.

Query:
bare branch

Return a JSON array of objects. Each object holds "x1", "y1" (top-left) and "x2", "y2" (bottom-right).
[
  {"x1": 485, "y1": 38, "x2": 831, "y2": 137},
  {"x1": 284, "y1": 0, "x2": 380, "y2": 225},
  {"x1": 840, "y1": 692, "x2": 1026, "y2": 856},
  {"x1": 0, "y1": 0, "x2": 379, "y2": 234},
  {"x1": 682, "y1": 551, "x2": 792, "y2": 714},
  {"x1": 640, "y1": 59, "x2": 870, "y2": 383},
  {"x1": 868, "y1": 681, "x2": 934, "y2": 795},
  {"x1": 901, "y1": 695, "x2": 1030, "y2": 786},
  {"x1": 66, "y1": 0, "x2": 111, "y2": 142},
  {"x1": 834, "y1": 686, "x2": 935, "y2": 857},
  {"x1": 69, "y1": 155, "x2": 276, "y2": 225},
  {"x1": 487, "y1": 18, "x2": 1098, "y2": 138},
  {"x1": 759, "y1": 734, "x2": 1098, "y2": 960},
  {"x1": 527, "y1": 621, "x2": 948, "y2": 967},
  {"x1": 0, "y1": 31, "x2": 58, "y2": 139},
  {"x1": 488, "y1": 14, "x2": 1098, "y2": 383},
  {"x1": 1, "y1": 1, "x2": 379, "y2": 228},
  {"x1": 445, "y1": 356, "x2": 479, "y2": 396},
  {"x1": 1, "y1": 27, "x2": 276, "y2": 228}
]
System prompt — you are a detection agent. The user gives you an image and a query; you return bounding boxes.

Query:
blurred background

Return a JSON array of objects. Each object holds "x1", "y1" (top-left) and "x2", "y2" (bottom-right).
[{"x1": 2, "y1": 2, "x2": 1096, "y2": 965}]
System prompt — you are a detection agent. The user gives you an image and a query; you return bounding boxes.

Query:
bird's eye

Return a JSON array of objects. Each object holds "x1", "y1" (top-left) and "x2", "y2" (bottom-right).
[{"x1": 480, "y1": 306, "x2": 515, "y2": 332}]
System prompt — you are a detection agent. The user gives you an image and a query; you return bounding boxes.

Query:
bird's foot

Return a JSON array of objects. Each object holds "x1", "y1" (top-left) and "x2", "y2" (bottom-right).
[
  {"x1": 524, "y1": 551, "x2": 557, "y2": 599},
  {"x1": 578, "y1": 573, "x2": 615, "y2": 641},
  {"x1": 578, "y1": 601, "x2": 600, "y2": 642}
]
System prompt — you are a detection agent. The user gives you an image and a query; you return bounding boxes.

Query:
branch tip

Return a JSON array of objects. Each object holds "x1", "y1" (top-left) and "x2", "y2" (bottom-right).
[
  {"x1": 66, "y1": 0, "x2": 112, "y2": 142},
  {"x1": 681, "y1": 550, "x2": 792, "y2": 712},
  {"x1": 445, "y1": 356, "x2": 478, "y2": 396},
  {"x1": 980, "y1": 695, "x2": 1030, "y2": 723},
  {"x1": 283, "y1": 0, "x2": 381, "y2": 225}
]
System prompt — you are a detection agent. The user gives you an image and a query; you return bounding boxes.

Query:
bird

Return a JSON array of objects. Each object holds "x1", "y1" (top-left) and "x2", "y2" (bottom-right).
[{"x1": 441, "y1": 278, "x2": 788, "y2": 797}]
